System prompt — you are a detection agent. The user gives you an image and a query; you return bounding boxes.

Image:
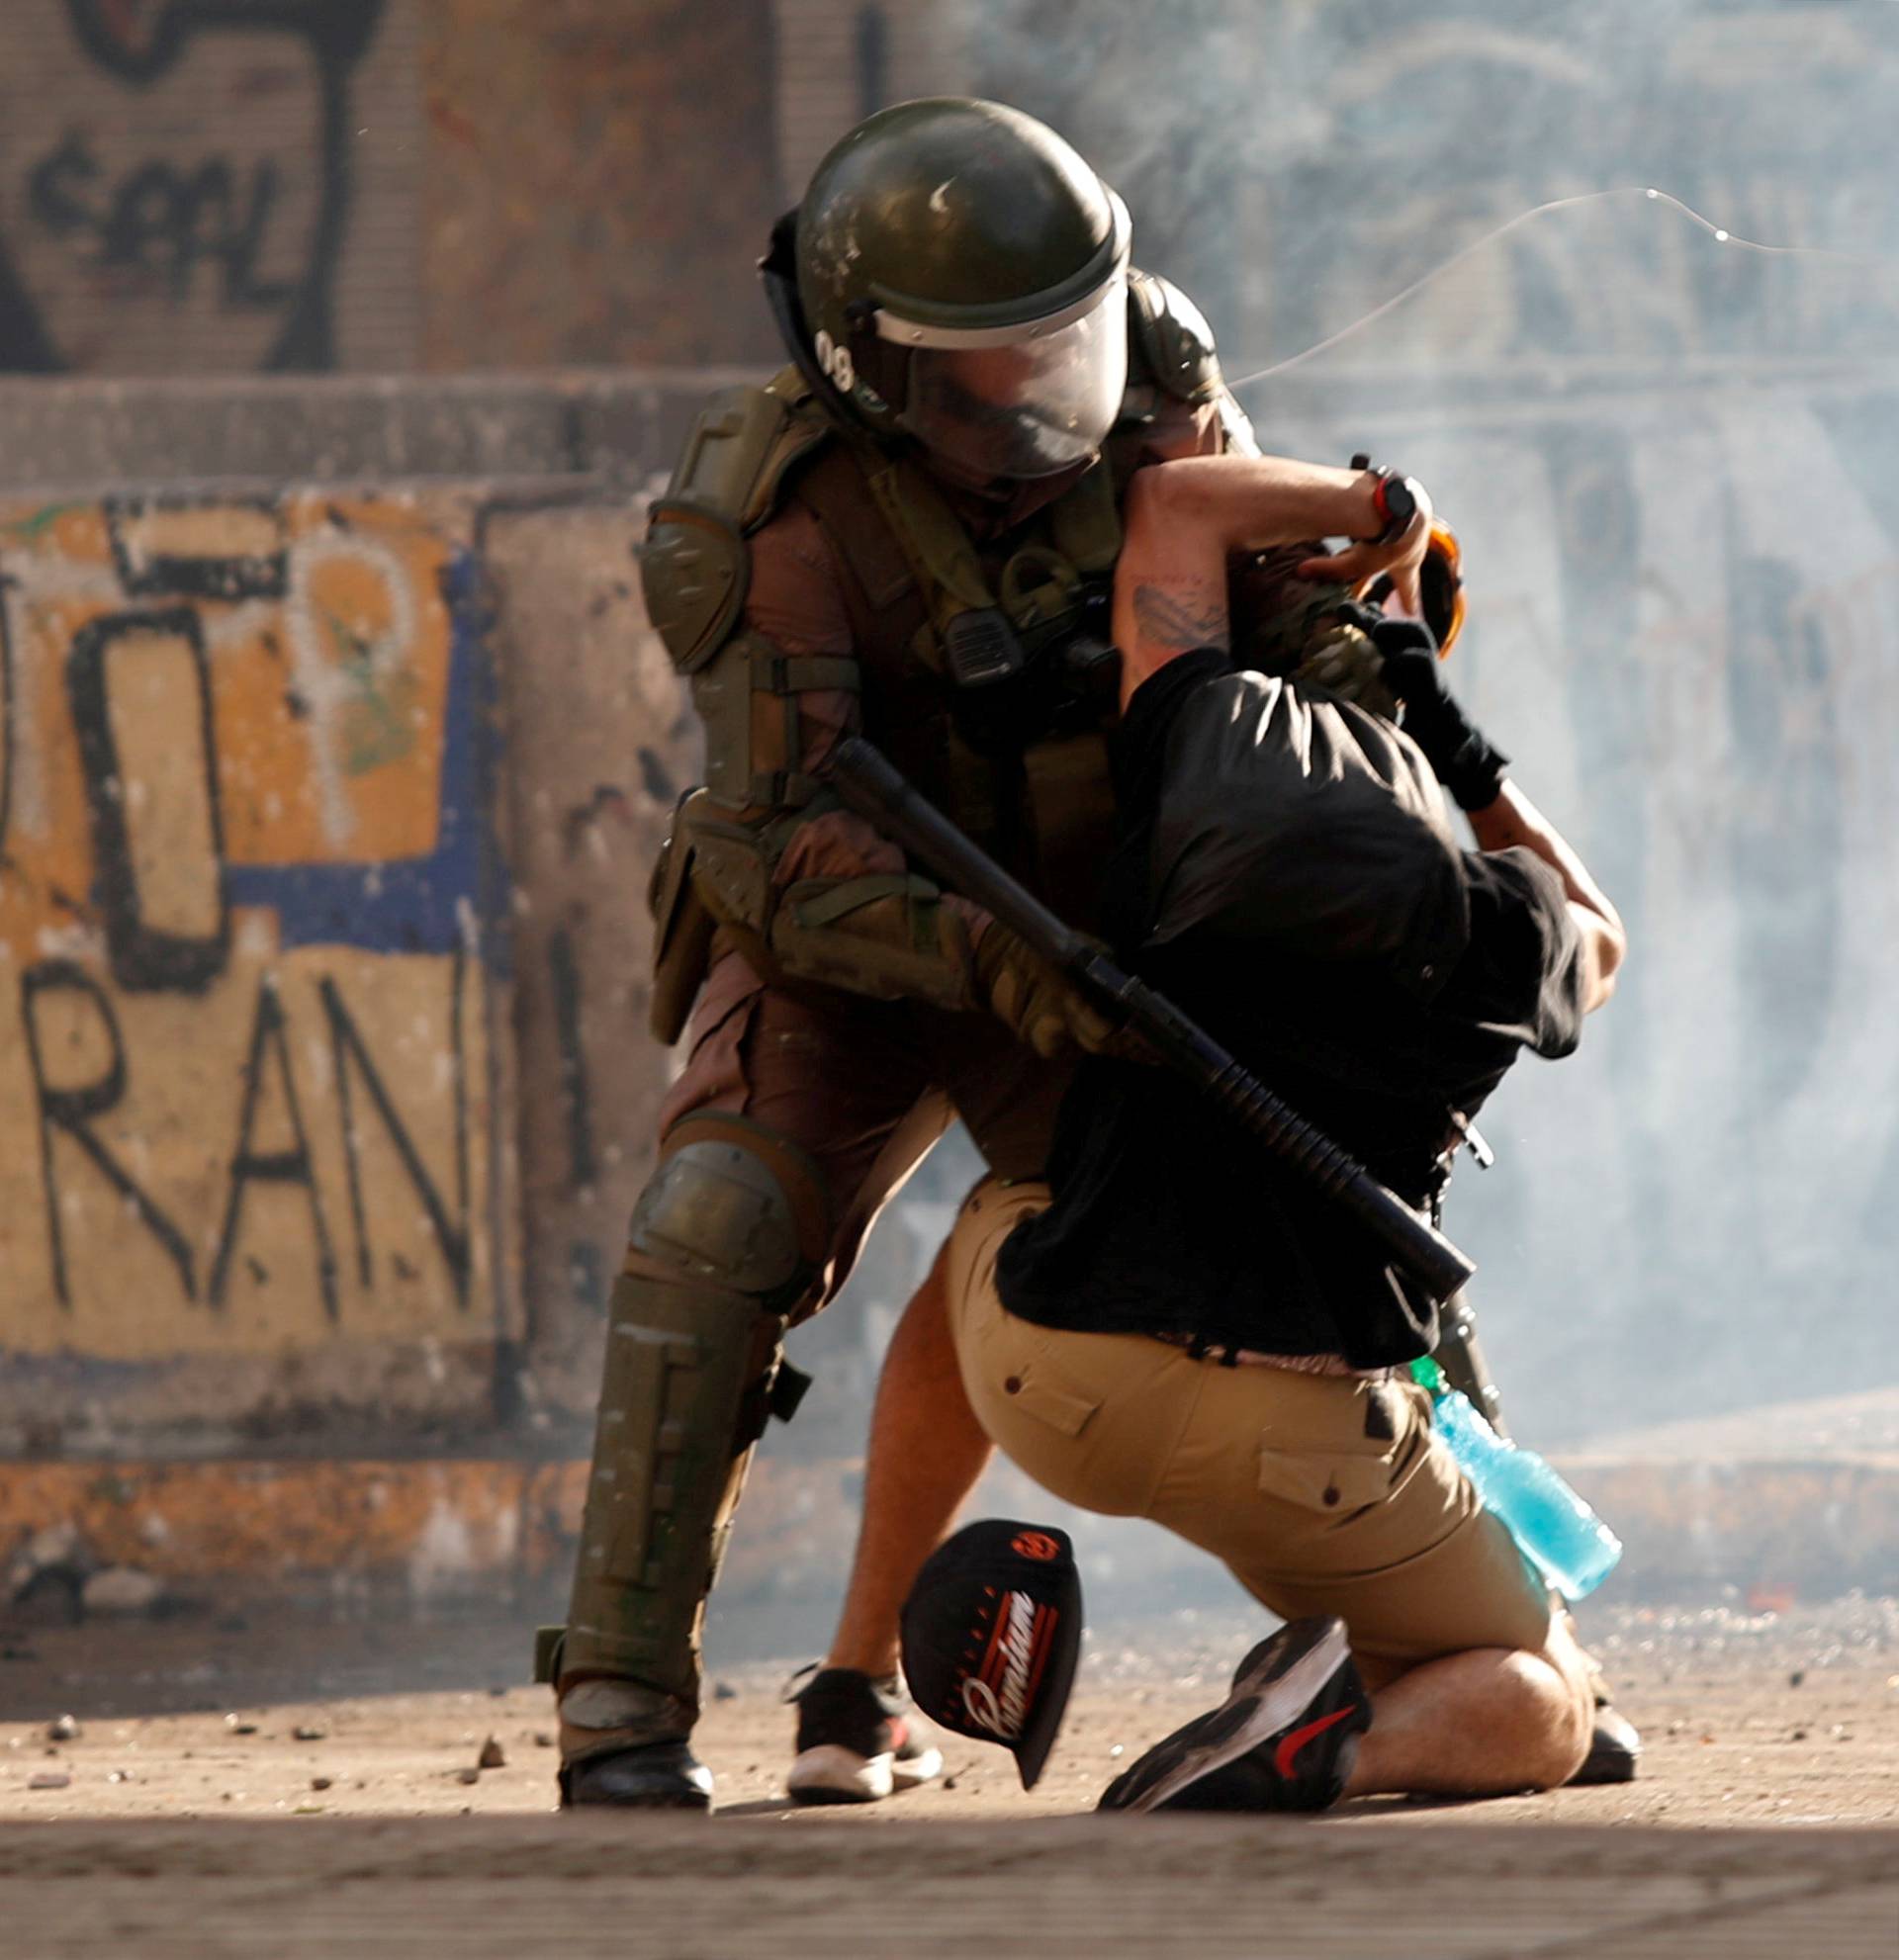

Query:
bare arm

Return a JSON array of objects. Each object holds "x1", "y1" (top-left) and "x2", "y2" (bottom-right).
[
  {"x1": 1113, "y1": 456, "x2": 1432, "y2": 708},
  {"x1": 1468, "y1": 782, "x2": 1627, "y2": 1014}
]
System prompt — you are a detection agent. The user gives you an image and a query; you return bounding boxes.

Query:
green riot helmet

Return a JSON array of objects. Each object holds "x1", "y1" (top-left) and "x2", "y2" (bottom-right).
[{"x1": 778, "y1": 97, "x2": 1132, "y2": 481}]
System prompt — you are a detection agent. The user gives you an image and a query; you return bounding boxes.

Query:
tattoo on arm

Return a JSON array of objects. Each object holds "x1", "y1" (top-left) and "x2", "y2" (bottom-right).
[{"x1": 1131, "y1": 579, "x2": 1229, "y2": 655}]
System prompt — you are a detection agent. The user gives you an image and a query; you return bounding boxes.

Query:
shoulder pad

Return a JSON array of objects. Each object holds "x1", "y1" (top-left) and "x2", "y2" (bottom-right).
[
  {"x1": 642, "y1": 500, "x2": 747, "y2": 674},
  {"x1": 1127, "y1": 269, "x2": 1222, "y2": 404},
  {"x1": 665, "y1": 373, "x2": 833, "y2": 532},
  {"x1": 641, "y1": 377, "x2": 834, "y2": 673}
]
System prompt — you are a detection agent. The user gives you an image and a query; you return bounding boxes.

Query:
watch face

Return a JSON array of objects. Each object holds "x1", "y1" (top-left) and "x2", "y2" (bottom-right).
[{"x1": 1383, "y1": 475, "x2": 1417, "y2": 530}]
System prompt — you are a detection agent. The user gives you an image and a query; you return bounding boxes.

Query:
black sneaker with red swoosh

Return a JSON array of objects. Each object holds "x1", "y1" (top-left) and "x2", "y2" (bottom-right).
[{"x1": 1097, "y1": 1617, "x2": 1371, "y2": 1815}]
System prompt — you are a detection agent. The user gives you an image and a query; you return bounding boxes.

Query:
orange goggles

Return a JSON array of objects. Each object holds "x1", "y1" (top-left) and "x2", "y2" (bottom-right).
[
  {"x1": 1367, "y1": 520, "x2": 1466, "y2": 660},
  {"x1": 1420, "y1": 521, "x2": 1466, "y2": 659}
]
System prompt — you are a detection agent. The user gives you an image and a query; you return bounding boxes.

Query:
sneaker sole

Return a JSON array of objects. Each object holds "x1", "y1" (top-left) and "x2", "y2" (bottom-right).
[
  {"x1": 1103, "y1": 1619, "x2": 1352, "y2": 1816},
  {"x1": 893, "y1": 1744, "x2": 945, "y2": 1790},
  {"x1": 785, "y1": 1741, "x2": 945, "y2": 1806},
  {"x1": 786, "y1": 1744, "x2": 896, "y2": 1805}
]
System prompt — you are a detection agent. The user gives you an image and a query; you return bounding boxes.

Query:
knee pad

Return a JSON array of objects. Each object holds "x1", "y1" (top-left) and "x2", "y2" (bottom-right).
[{"x1": 630, "y1": 1114, "x2": 832, "y2": 1307}]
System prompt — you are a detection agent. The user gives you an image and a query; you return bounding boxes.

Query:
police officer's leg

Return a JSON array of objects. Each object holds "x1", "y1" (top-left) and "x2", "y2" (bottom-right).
[
  {"x1": 556, "y1": 1112, "x2": 830, "y2": 1807},
  {"x1": 551, "y1": 956, "x2": 934, "y2": 1807}
]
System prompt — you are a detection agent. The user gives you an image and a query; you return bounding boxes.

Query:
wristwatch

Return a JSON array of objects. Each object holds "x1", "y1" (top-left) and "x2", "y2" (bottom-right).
[{"x1": 1349, "y1": 453, "x2": 1420, "y2": 544}]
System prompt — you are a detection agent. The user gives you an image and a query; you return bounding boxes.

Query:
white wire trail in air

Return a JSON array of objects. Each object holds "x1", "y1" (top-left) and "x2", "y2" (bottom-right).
[{"x1": 1225, "y1": 186, "x2": 1895, "y2": 391}]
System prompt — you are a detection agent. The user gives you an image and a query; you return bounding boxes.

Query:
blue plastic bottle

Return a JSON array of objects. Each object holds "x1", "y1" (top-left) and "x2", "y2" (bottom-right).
[{"x1": 1410, "y1": 1357, "x2": 1622, "y2": 1600}]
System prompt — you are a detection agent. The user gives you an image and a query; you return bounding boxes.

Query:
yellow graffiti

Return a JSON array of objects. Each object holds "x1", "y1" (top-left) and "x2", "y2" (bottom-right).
[
  {"x1": 0, "y1": 493, "x2": 493, "y2": 1356},
  {"x1": 0, "y1": 493, "x2": 455, "y2": 969}
]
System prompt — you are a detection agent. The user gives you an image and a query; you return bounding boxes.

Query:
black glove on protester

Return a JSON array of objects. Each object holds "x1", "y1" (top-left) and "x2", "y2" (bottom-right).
[{"x1": 1370, "y1": 618, "x2": 1508, "y2": 812}]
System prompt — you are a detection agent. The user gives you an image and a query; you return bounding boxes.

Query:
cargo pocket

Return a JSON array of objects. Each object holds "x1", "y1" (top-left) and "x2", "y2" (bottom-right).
[
  {"x1": 998, "y1": 1352, "x2": 1102, "y2": 1440},
  {"x1": 1257, "y1": 1439, "x2": 1402, "y2": 1522},
  {"x1": 970, "y1": 1301, "x2": 1105, "y2": 1442},
  {"x1": 978, "y1": 1332, "x2": 1120, "y2": 1510}
]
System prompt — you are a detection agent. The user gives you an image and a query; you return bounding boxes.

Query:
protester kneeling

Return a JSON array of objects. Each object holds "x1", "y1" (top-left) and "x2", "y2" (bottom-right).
[
  {"x1": 947, "y1": 1175, "x2": 1595, "y2": 1811},
  {"x1": 933, "y1": 454, "x2": 1625, "y2": 1811}
]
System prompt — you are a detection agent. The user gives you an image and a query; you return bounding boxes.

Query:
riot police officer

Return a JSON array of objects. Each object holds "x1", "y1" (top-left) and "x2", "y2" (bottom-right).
[{"x1": 547, "y1": 96, "x2": 1435, "y2": 1809}]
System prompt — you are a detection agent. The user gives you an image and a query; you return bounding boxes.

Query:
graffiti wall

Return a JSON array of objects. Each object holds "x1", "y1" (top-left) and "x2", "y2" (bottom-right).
[
  {"x1": 478, "y1": 498, "x2": 697, "y2": 1416},
  {"x1": 0, "y1": 0, "x2": 795, "y2": 376},
  {"x1": 0, "y1": 490, "x2": 513, "y2": 1446},
  {"x1": 0, "y1": 0, "x2": 421, "y2": 374}
]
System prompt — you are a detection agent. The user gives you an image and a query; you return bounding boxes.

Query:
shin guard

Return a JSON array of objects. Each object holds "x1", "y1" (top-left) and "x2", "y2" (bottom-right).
[{"x1": 556, "y1": 1122, "x2": 825, "y2": 1755}]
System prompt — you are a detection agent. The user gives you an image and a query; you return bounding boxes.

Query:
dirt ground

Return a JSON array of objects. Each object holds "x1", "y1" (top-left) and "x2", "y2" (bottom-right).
[{"x1": 1, "y1": 1593, "x2": 1894, "y2": 1956}]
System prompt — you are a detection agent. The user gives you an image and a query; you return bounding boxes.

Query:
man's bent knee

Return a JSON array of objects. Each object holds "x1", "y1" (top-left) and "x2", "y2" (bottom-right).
[{"x1": 1529, "y1": 1614, "x2": 1597, "y2": 1786}]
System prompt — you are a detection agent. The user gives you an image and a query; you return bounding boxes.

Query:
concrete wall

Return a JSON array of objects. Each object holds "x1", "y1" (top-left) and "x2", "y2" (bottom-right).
[
  {"x1": 480, "y1": 495, "x2": 700, "y2": 1415},
  {"x1": 0, "y1": 370, "x2": 747, "y2": 1485},
  {"x1": 0, "y1": 0, "x2": 789, "y2": 376},
  {"x1": 0, "y1": 457, "x2": 715, "y2": 1477},
  {"x1": 420, "y1": 0, "x2": 783, "y2": 371},
  {"x1": 773, "y1": 0, "x2": 965, "y2": 195},
  {"x1": 0, "y1": 370, "x2": 751, "y2": 492}
]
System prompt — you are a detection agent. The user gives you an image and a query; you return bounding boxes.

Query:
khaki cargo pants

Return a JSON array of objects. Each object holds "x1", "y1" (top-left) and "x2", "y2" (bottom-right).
[{"x1": 945, "y1": 1178, "x2": 1554, "y2": 1667}]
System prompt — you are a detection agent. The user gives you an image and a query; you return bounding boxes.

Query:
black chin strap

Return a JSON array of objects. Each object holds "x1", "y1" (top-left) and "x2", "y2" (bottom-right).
[{"x1": 759, "y1": 212, "x2": 842, "y2": 407}]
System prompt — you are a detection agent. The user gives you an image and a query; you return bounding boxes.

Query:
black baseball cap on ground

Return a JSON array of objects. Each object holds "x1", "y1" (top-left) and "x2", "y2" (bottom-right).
[{"x1": 900, "y1": 1519, "x2": 1084, "y2": 1790}]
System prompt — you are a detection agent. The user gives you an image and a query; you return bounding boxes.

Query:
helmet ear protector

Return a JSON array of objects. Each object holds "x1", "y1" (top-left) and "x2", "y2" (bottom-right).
[
  {"x1": 839, "y1": 299, "x2": 914, "y2": 416},
  {"x1": 762, "y1": 212, "x2": 848, "y2": 406}
]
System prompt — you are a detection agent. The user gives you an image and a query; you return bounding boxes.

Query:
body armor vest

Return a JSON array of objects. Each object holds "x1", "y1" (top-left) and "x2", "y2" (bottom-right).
[{"x1": 782, "y1": 428, "x2": 1126, "y2": 931}]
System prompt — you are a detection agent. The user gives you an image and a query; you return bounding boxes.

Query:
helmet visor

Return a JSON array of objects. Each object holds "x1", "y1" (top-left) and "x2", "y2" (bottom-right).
[{"x1": 896, "y1": 274, "x2": 1129, "y2": 481}]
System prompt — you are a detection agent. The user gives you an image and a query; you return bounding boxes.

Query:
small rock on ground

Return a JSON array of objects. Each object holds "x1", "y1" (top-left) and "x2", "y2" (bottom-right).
[{"x1": 82, "y1": 1567, "x2": 166, "y2": 1616}]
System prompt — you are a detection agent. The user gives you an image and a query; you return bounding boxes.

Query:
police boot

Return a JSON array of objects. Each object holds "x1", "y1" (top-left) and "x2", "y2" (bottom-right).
[
  {"x1": 549, "y1": 1117, "x2": 826, "y2": 1812},
  {"x1": 565, "y1": 1746, "x2": 713, "y2": 1807},
  {"x1": 1432, "y1": 1295, "x2": 1641, "y2": 1785},
  {"x1": 558, "y1": 1682, "x2": 713, "y2": 1812}
]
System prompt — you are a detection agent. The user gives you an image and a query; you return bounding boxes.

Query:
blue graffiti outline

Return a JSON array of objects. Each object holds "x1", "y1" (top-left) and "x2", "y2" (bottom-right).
[{"x1": 222, "y1": 550, "x2": 507, "y2": 971}]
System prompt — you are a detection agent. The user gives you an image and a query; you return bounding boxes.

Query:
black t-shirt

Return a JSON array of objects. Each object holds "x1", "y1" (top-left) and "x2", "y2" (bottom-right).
[{"x1": 995, "y1": 650, "x2": 1586, "y2": 1370}]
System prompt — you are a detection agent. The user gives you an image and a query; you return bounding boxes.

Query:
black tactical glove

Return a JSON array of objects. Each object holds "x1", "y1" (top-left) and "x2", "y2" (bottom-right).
[{"x1": 1371, "y1": 618, "x2": 1509, "y2": 812}]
